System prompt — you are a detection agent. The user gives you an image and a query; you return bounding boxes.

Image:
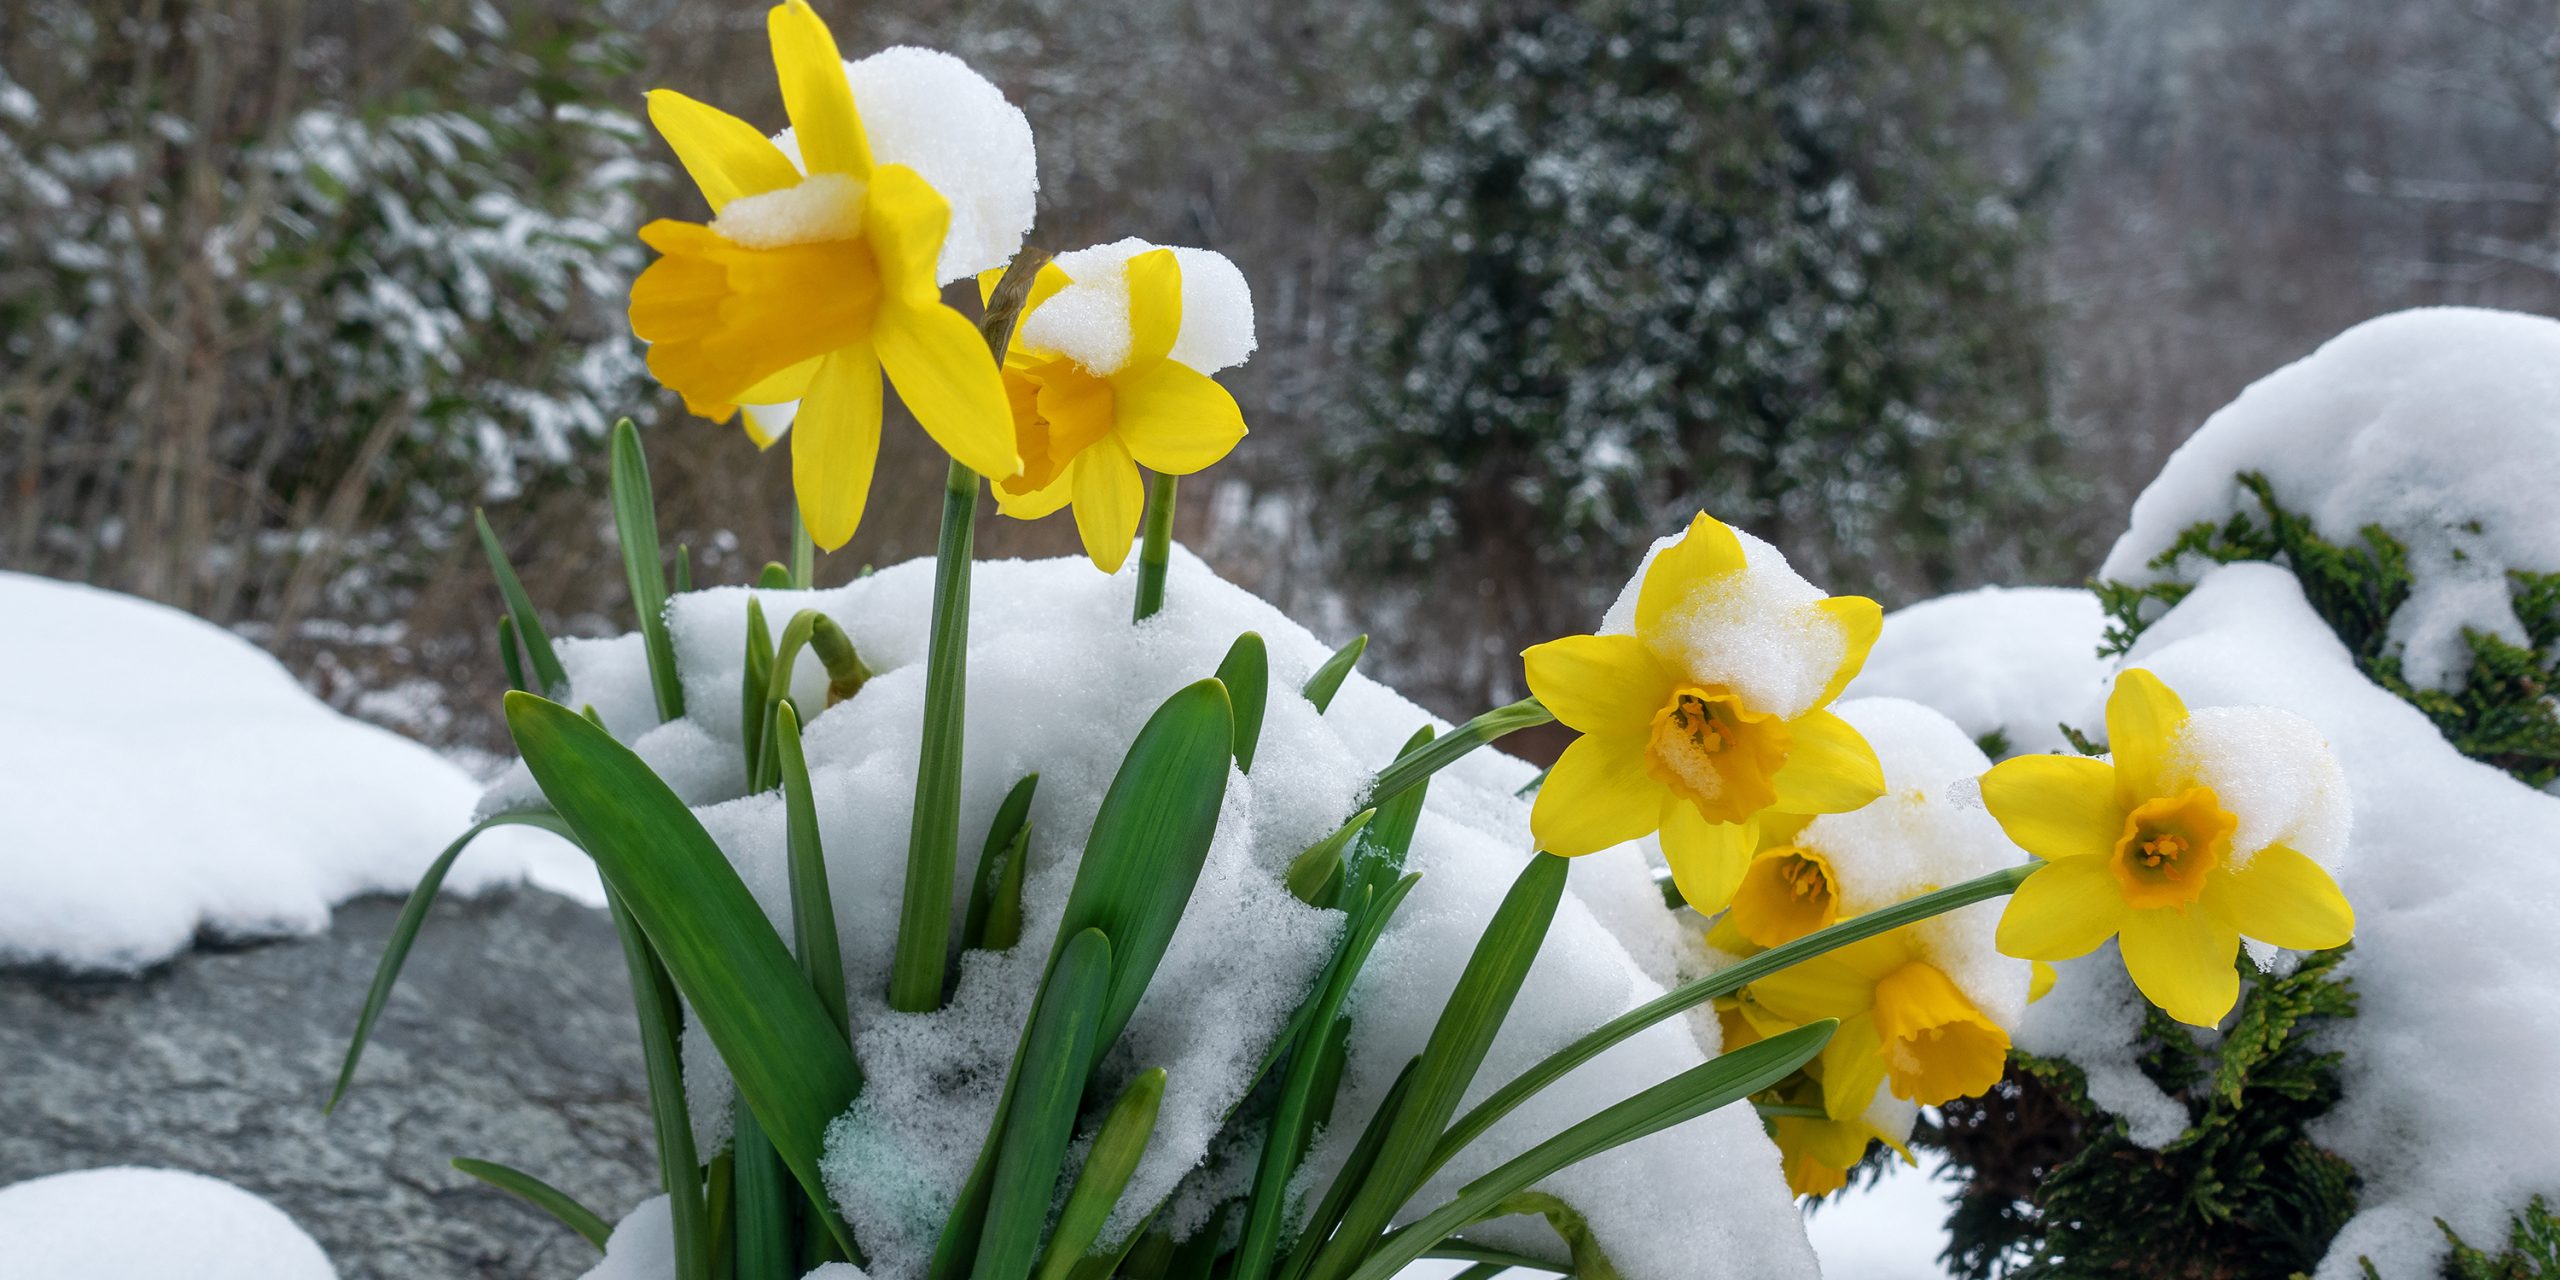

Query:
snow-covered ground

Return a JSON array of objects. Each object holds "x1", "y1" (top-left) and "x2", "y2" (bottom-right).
[{"x1": 0, "y1": 1167, "x2": 337, "y2": 1280}]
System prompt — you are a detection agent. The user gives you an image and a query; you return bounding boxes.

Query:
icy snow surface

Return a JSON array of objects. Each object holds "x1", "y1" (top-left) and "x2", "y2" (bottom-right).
[
  {"x1": 0, "y1": 1166, "x2": 337, "y2": 1280},
  {"x1": 1597, "y1": 523, "x2": 1853, "y2": 721},
  {"x1": 2102, "y1": 307, "x2": 2560, "y2": 690},
  {"x1": 1843, "y1": 586, "x2": 2111, "y2": 757},
  {"x1": 510, "y1": 547, "x2": 1815, "y2": 1280},
  {"x1": 0, "y1": 572, "x2": 593, "y2": 973},
  {"x1": 1015, "y1": 238, "x2": 1258, "y2": 377}
]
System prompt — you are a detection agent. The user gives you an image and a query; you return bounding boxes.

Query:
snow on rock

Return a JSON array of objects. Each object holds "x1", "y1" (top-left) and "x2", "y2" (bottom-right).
[
  {"x1": 1843, "y1": 586, "x2": 2112, "y2": 757},
  {"x1": 0, "y1": 1166, "x2": 336, "y2": 1280},
  {"x1": 0, "y1": 572, "x2": 594, "y2": 973},
  {"x1": 1016, "y1": 237, "x2": 1258, "y2": 377},
  {"x1": 2100, "y1": 561, "x2": 2560, "y2": 1277},
  {"x1": 523, "y1": 547, "x2": 1815, "y2": 1280},
  {"x1": 2101, "y1": 307, "x2": 2560, "y2": 690}
]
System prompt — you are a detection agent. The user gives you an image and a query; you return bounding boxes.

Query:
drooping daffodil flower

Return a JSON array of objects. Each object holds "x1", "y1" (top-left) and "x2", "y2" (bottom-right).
[
  {"x1": 1520, "y1": 512, "x2": 1886, "y2": 913},
  {"x1": 1983, "y1": 668, "x2": 2355, "y2": 1027},
  {"x1": 629, "y1": 4, "x2": 1038, "y2": 549},
  {"x1": 985, "y1": 239, "x2": 1257, "y2": 573}
]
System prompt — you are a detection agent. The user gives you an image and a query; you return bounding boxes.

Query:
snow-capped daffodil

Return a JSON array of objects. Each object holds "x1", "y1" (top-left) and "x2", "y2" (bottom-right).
[
  {"x1": 628, "y1": 2, "x2": 1026, "y2": 550},
  {"x1": 1983, "y1": 668, "x2": 2354, "y2": 1028},
  {"x1": 1764, "y1": 1078, "x2": 1917, "y2": 1199},
  {"x1": 1521, "y1": 512, "x2": 1885, "y2": 912},
  {"x1": 988, "y1": 239, "x2": 1255, "y2": 573},
  {"x1": 1749, "y1": 929, "x2": 2011, "y2": 1121}
]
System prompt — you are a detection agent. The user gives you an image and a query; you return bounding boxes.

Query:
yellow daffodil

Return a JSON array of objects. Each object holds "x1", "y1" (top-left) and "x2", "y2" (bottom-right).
[
  {"x1": 1981, "y1": 668, "x2": 2355, "y2": 1027},
  {"x1": 627, "y1": 1, "x2": 1018, "y2": 550},
  {"x1": 1749, "y1": 929, "x2": 2011, "y2": 1121},
  {"x1": 1727, "y1": 817, "x2": 1838, "y2": 947},
  {"x1": 1765, "y1": 1078, "x2": 1916, "y2": 1199},
  {"x1": 1521, "y1": 512, "x2": 1886, "y2": 912},
  {"x1": 986, "y1": 243, "x2": 1252, "y2": 573}
]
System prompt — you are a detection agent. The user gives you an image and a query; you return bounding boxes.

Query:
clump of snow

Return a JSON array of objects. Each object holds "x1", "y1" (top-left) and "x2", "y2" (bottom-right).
[
  {"x1": 580, "y1": 1194, "x2": 672, "y2": 1280},
  {"x1": 2012, "y1": 942, "x2": 2191, "y2": 1149},
  {"x1": 516, "y1": 548, "x2": 1815, "y2": 1280},
  {"x1": 802, "y1": 1265, "x2": 871, "y2": 1280},
  {"x1": 711, "y1": 173, "x2": 865, "y2": 249},
  {"x1": 768, "y1": 47, "x2": 1037, "y2": 284},
  {"x1": 0, "y1": 1166, "x2": 336, "y2": 1280},
  {"x1": 0, "y1": 572, "x2": 593, "y2": 973},
  {"x1": 1596, "y1": 524, "x2": 1851, "y2": 722},
  {"x1": 2169, "y1": 704, "x2": 2351, "y2": 873},
  {"x1": 1844, "y1": 586, "x2": 2112, "y2": 757},
  {"x1": 2102, "y1": 307, "x2": 2560, "y2": 691},
  {"x1": 1015, "y1": 238, "x2": 1259, "y2": 377}
]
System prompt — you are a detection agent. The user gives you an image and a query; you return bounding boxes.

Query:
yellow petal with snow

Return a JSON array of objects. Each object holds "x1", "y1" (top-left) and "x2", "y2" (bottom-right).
[
  {"x1": 1114, "y1": 360, "x2": 1246, "y2": 475},
  {"x1": 865, "y1": 165, "x2": 955, "y2": 303},
  {"x1": 1980, "y1": 753, "x2": 2127, "y2": 863},
  {"x1": 789, "y1": 345, "x2": 884, "y2": 551},
  {"x1": 740, "y1": 404, "x2": 790, "y2": 449},
  {"x1": 1529, "y1": 730, "x2": 1665, "y2": 856},
  {"x1": 645, "y1": 90, "x2": 802, "y2": 212},
  {"x1": 1635, "y1": 511, "x2": 1747, "y2": 641},
  {"x1": 2204, "y1": 844, "x2": 2354, "y2": 951},
  {"x1": 1658, "y1": 799, "x2": 1755, "y2": 913},
  {"x1": 1996, "y1": 854, "x2": 2125, "y2": 960},
  {"x1": 2105, "y1": 668, "x2": 2191, "y2": 808},
  {"x1": 1125, "y1": 248, "x2": 1183, "y2": 371},
  {"x1": 1521, "y1": 633, "x2": 1671, "y2": 736},
  {"x1": 767, "y1": 1, "x2": 870, "y2": 176},
  {"x1": 1813, "y1": 594, "x2": 1883, "y2": 706},
  {"x1": 875, "y1": 299, "x2": 1019, "y2": 480},
  {"x1": 2028, "y1": 960, "x2": 2057, "y2": 1003},
  {"x1": 1768, "y1": 708, "x2": 1886, "y2": 816},
  {"x1": 1069, "y1": 436, "x2": 1146, "y2": 574},
  {"x1": 2119, "y1": 905, "x2": 2241, "y2": 1028}
]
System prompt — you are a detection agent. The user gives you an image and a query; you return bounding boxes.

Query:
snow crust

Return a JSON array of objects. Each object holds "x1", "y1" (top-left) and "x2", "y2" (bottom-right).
[
  {"x1": 1598, "y1": 524, "x2": 1852, "y2": 722},
  {"x1": 513, "y1": 548, "x2": 1815, "y2": 1280},
  {"x1": 0, "y1": 572, "x2": 593, "y2": 973},
  {"x1": 2102, "y1": 307, "x2": 2560, "y2": 690},
  {"x1": 712, "y1": 173, "x2": 864, "y2": 249},
  {"x1": 1844, "y1": 586, "x2": 2111, "y2": 757},
  {"x1": 0, "y1": 1166, "x2": 336, "y2": 1280},
  {"x1": 1015, "y1": 238, "x2": 1258, "y2": 377}
]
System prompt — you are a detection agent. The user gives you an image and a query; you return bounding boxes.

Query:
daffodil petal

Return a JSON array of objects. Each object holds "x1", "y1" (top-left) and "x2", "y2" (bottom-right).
[
  {"x1": 1522, "y1": 633, "x2": 1672, "y2": 736},
  {"x1": 1980, "y1": 753, "x2": 2128, "y2": 862},
  {"x1": 1125, "y1": 247, "x2": 1182, "y2": 371},
  {"x1": 789, "y1": 345, "x2": 883, "y2": 551},
  {"x1": 1813, "y1": 595, "x2": 1883, "y2": 706},
  {"x1": 1995, "y1": 855, "x2": 2125, "y2": 960},
  {"x1": 1069, "y1": 437, "x2": 1145, "y2": 574},
  {"x1": 993, "y1": 465, "x2": 1074, "y2": 520},
  {"x1": 979, "y1": 258, "x2": 1074, "y2": 318},
  {"x1": 1659, "y1": 799, "x2": 1756, "y2": 913},
  {"x1": 1749, "y1": 953, "x2": 1874, "y2": 1025},
  {"x1": 741, "y1": 357, "x2": 824, "y2": 405},
  {"x1": 1635, "y1": 511, "x2": 1747, "y2": 640},
  {"x1": 768, "y1": 1, "x2": 870, "y2": 176},
  {"x1": 1769, "y1": 709, "x2": 1886, "y2": 815},
  {"x1": 2204, "y1": 844, "x2": 2355, "y2": 951},
  {"x1": 1818, "y1": 1014, "x2": 1889, "y2": 1123},
  {"x1": 645, "y1": 90, "x2": 803, "y2": 211},
  {"x1": 1114, "y1": 360, "x2": 1246, "y2": 475},
  {"x1": 875, "y1": 300, "x2": 1019, "y2": 480},
  {"x1": 1530, "y1": 731, "x2": 1667, "y2": 856},
  {"x1": 741, "y1": 402, "x2": 793, "y2": 449},
  {"x1": 2106, "y1": 668, "x2": 2191, "y2": 807},
  {"x1": 865, "y1": 165, "x2": 954, "y2": 304},
  {"x1": 2119, "y1": 906, "x2": 2241, "y2": 1028}
]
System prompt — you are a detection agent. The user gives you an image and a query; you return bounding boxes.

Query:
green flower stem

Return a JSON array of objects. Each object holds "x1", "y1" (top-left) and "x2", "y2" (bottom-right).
[
  {"x1": 1132, "y1": 471, "x2": 1178, "y2": 622},
  {"x1": 888, "y1": 458, "x2": 980, "y2": 1013},
  {"x1": 1367, "y1": 697, "x2": 1554, "y2": 806},
  {"x1": 1425, "y1": 861, "x2": 2035, "y2": 1175},
  {"x1": 791, "y1": 505, "x2": 815, "y2": 590}
]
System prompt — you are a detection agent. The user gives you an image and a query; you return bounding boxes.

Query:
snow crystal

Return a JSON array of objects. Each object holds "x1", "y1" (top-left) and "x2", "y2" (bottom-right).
[
  {"x1": 2169, "y1": 704, "x2": 2351, "y2": 872},
  {"x1": 2102, "y1": 307, "x2": 2560, "y2": 691},
  {"x1": 0, "y1": 1166, "x2": 337, "y2": 1280},
  {"x1": 0, "y1": 572, "x2": 593, "y2": 973},
  {"x1": 770, "y1": 47, "x2": 1037, "y2": 284},
  {"x1": 579, "y1": 1194, "x2": 672, "y2": 1280},
  {"x1": 1015, "y1": 238, "x2": 1259, "y2": 378},
  {"x1": 1843, "y1": 586, "x2": 2111, "y2": 757},
  {"x1": 711, "y1": 173, "x2": 865, "y2": 249},
  {"x1": 1597, "y1": 524, "x2": 1850, "y2": 722}
]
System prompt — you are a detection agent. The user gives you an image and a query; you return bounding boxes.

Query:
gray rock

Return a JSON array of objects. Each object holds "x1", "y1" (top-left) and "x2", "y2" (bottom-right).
[{"x1": 0, "y1": 889, "x2": 657, "y2": 1279}]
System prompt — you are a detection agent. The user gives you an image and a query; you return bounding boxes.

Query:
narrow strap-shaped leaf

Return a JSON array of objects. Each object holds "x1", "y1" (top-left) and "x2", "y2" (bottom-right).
[
  {"x1": 1034, "y1": 1067, "x2": 1167, "y2": 1280},
  {"x1": 1167, "y1": 1201, "x2": 1231, "y2": 1280},
  {"x1": 1277, "y1": 1057, "x2": 1420, "y2": 1280},
  {"x1": 1301, "y1": 634, "x2": 1368, "y2": 713},
  {"x1": 1365, "y1": 698, "x2": 1553, "y2": 809},
  {"x1": 451, "y1": 1157, "x2": 612, "y2": 1249},
  {"x1": 791, "y1": 505, "x2": 815, "y2": 589},
  {"x1": 754, "y1": 609, "x2": 831, "y2": 793},
  {"x1": 475, "y1": 508, "x2": 568, "y2": 698},
  {"x1": 1115, "y1": 1233, "x2": 1180, "y2": 1280},
  {"x1": 758, "y1": 562, "x2": 794, "y2": 589},
  {"x1": 1215, "y1": 632, "x2": 1269, "y2": 772},
  {"x1": 507, "y1": 692, "x2": 863, "y2": 1259},
  {"x1": 891, "y1": 458, "x2": 984, "y2": 1015},
  {"x1": 1488, "y1": 1191, "x2": 1624, "y2": 1280},
  {"x1": 741, "y1": 598, "x2": 773, "y2": 785},
  {"x1": 976, "y1": 928, "x2": 1114, "y2": 1280},
  {"x1": 328, "y1": 809, "x2": 575, "y2": 1112},
  {"x1": 1348, "y1": 728, "x2": 1433, "y2": 901},
  {"x1": 964, "y1": 773, "x2": 1040, "y2": 954},
  {"x1": 1420, "y1": 1245, "x2": 1565, "y2": 1272},
  {"x1": 1443, "y1": 1266, "x2": 1509, "y2": 1280},
  {"x1": 674, "y1": 543, "x2": 694, "y2": 594},
  {"x1": 703, "y1": 1151, "x2": 734, "y2": 1273},
  {"x1": 733, "y1": 1098, "x2": 793, "y2": 1280},
  {"x1": 497, "y1": 615, "x2": 529, "y2": 694},
  {"x1": 604, "y1": 885, "x2": 710, "y2": 1280},
  {"x1": 1340, "y1": 1021, "x2": 1837, "y2": 1280},
  {"x1": 778, "y1": 702, "x2": 849, "y2": 1041},
  {"x1": 611, "y1": 418, "x2": 685, "y2": 722},
  {"x1": 1284, "y1": 809, "x2": 1373, "y2": 908},
  {"x1": 1306, "y1": 854, "x2": 1568, "y2": 1280}
]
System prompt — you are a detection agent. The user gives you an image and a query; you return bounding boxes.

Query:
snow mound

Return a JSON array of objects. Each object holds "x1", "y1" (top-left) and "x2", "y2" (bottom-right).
[
  {"x1": 515, "y1": 548, "x2": 1815, "y2": 1280},
  {"x1": 1598, "y1": 524, "x2": 1853, "y2": 722},
  {"x1": 1016, "y1": 238, "x2": 1258, "y2": 377},
  {"x1": 0, "y1": 1166, "x2": 336, "y2": 1280},
  {"x1": 2102, "y1": 307, "x2": 2560, "y2": 690},
  {"x1": 580, "y1": 1194, "x2": 673, "y2": 1280},
  {"x1": 1843, "y1": 586, "x2": 2111, "y2": 757},
  {"x1": 0, "y1": 572, "x2": 593, "y2": 973}
]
